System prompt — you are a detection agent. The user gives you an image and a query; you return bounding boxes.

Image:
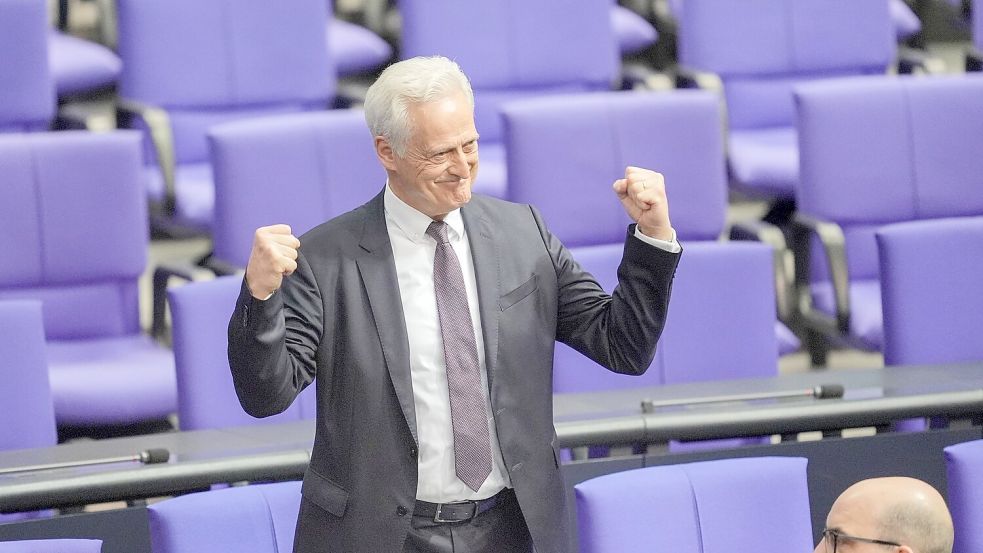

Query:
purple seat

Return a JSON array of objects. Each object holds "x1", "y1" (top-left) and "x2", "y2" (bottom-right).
[
  {"x1": 116, "y1": 0, "x2": 335, "y2": 233},
  {"x1": 169, "y1": 276, "x2": 313, "y2": 430},
  {"x1": 945, "y1": 439, "x2": 983, "y2": 553},
  {"x1": 793, "y1": 75, "x2": 983, "y2": 359},
  {"x1": 890, "y1": 0, "x2": 921, "y2": 40},
  {"x1": 0, "y1": 300, "x2": 57, "y2": 451},
  {"x1": 575, "y1": 457, "x2": 813, "y2": 553},
  {"x1": 398, "y1": 0, "x2": 620, "y2": 200},
  {"x1": 47, "y1": 31, "x2": 121, "y2": 97},
  {"x1": 0, "y1": 131, "x2": 176, "y2": 426},
  {"x1": 502, "y1": 89, "x2": 797, "y2": 362},
  {"x1": 611, "y1": 4, "x2": 657, "y2": 56},
  {"x1": 208, "y1": 109, "x2": 383, "y2": 269},
  {"x1": 329, "y1": 17, "x2": 392, "y2": 76},
  {"x1": 876, "y1": 217, "x2": 983, "y2": 366},
  {"x1": 148, "y1": 481, "x2": 301, "y2": 553},
  {"x1": 676, "y1": 0, "x2": 895, "y2": 203},
  {"x1": 0, "y1": 0, "x2": 55, "y2": 132},
  {"x1": 0, "y1": 541, "x2": 102, "y2": 553}
]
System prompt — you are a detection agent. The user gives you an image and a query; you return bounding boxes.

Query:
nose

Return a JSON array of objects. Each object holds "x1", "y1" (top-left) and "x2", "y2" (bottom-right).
[{"x1": 448, "y1": 148, "x2": 471, "y2": 179}]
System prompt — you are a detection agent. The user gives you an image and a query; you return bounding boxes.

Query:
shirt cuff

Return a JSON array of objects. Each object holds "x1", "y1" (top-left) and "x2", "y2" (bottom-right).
[{"x1": 633, "y1": 226, "x2": 681, "y2": 253}]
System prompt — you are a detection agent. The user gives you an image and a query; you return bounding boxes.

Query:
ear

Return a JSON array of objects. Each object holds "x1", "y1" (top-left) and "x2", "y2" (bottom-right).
[{"x1": 374, "y1": 136, "x2": 398, "y2": 171}]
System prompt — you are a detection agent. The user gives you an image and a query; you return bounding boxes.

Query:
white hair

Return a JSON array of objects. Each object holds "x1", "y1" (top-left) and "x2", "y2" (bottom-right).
[{"x1": 363, "y1": 56, "x2": 475, "y2": 157}]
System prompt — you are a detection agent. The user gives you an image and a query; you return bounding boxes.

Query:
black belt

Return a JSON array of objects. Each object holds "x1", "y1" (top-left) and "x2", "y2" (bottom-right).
[{"x1": 413, "y1": 488, "x2": 511, "y2": 523}]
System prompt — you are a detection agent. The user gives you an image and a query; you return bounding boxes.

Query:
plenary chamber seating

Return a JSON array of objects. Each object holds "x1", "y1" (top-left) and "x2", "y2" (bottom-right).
[{"x1": 945, "y1": 439, "x2": 983, "y2": 553}]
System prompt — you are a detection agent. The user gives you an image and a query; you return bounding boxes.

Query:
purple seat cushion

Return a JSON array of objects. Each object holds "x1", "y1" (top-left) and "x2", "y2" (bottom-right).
[
  {"x1": 328, "y1": 18, "x2": 392, "y2": 76},
  {"x1": 727, "y1": 128, "x2": 798, "y2": 199},
  {"x1": 776, "y1": 321, "x2": 801, "y2": 355},
  {"x1": 48, "y1": 31, "x2": 122, "y2": 96},
  {"x1": 143, "y1": 162, "x2": 214, "y2": 231},
  {"x1": 890, "y1": 0, "x2": 921, "y2": 40},
  {"x1": 611, "y1": 5, "x2": 657, "y2": 56},
  {"x1": 0, "y1": 540, "x2": 102, "y2": 553},
  {"x1": 47, "y1": 335, "x2": 177, "y2": 425}
]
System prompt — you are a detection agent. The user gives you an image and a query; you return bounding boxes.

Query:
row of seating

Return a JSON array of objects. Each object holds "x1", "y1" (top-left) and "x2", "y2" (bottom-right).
[
  {"x1": 5, "y1": 438, "x2": 982, "y2": 552},
  {"x1": 4, "y1": 70, "x2": 982, "y2": 432}
]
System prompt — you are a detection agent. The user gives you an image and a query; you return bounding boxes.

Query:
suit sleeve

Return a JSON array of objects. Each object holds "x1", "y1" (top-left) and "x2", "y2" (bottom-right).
[
  {"x1": 531, "y1": 205, "x2": 681, "y2": 376},
  {"x1": 227, "y1": 250, "x2": 322, "y2": 417}
]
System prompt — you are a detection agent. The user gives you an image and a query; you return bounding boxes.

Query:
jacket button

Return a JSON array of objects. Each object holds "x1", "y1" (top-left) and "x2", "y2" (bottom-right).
[
  {"x1": 409, "y1": 446, "x2": 418, "y2": 458},
  {"x1": 396, "y1": 506, "x2": 408, "y2": 517}
]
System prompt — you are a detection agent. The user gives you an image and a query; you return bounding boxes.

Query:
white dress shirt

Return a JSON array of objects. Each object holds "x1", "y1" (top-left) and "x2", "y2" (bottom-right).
[{"x1": 383, "y1": 184, "x2": 679, "y2": 502}]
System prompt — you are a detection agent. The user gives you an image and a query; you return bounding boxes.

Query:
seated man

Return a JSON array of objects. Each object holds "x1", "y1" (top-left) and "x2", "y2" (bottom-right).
[{"x1": 817, "y1": 477, "x2": 953, "y2": 553}]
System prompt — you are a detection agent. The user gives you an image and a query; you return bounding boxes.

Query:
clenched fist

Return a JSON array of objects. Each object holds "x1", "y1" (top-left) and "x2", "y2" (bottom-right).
[
  {"x1": 613, "y1": 166, "x2": 673, "y2": 241},
  {"x1": 245, "y1": 224, "x2": 301, "y2": 299}
]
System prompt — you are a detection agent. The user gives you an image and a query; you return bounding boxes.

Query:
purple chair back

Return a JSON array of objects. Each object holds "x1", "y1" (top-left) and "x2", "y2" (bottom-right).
[
  {"x1": 0, "y1": 300, "x2": 57, "y2": 450},
  {"x1": 209, "y1": 110, "x2": 383, "y2": 268},
  {"x1": 169, "y1": 277, "x2": 307, "y2": 430},
  {"x1": 975, "y1": 0, "x2": 983, "y2": 52},
  {"x1": 575, "y1": 457, "x2": 813, "y2": 553},
  {"x1": 0, "y1": 0, "x2": 55, "y2": 131},
  {"x1": 678, "y1": 0, "x2": 894, "y2": 130},
  {"x1": 504, "y1": 90, "x2": 728, "y2": 246},
  {"x1": 148, "y1": 481, "x2": 301, "y2": 553},
  {"x1": 0, "y1": 131, "x2": 148, "y2": 340},
  {"x1": 399, "y1": 0, "x2": 618, "y2": 144},
  {"x1": 877, "y1": 217, "x2": 983, "y2": 366},
  {"x1": 796, "y1": 75, "x2": 983, "y2": 283},
  {"x1": 0, "y1": 541, "x2": 102, "y2": 553},
  {"x1": 116, "y1": 0, "x2": 334, "y2": 164},
  {"x1": 945, "y1": 439, "x2": 983, "y2": 553},
  {"x1": 553, "y1": 241, "x2": 777, "y2": 393}
]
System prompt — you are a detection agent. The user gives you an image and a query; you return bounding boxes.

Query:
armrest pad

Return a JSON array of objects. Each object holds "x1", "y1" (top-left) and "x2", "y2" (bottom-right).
[
  {"x1": 117, "y1": 99, "x2": 177, "y2": 216},
  {"x1": 792, "y1": 213, "x2": 850, "y2": 333}
]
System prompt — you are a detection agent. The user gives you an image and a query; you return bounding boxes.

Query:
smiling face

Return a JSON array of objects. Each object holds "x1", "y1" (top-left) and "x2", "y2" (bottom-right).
[{"x1": 376, "y1": 90, "x2": 479, "y2": 220}]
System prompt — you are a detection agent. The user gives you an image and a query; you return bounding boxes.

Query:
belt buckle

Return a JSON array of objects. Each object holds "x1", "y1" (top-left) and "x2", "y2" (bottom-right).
[{"x1": 433, "y1": 501, "x2": 477, "y2": 523}]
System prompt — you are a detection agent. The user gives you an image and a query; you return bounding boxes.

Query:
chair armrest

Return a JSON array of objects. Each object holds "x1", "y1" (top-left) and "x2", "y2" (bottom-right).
[
  {"x1": 729, "y1": 220, "x2": 795, "y2": 322},
  {"x1": 116, "y1": 99, "x2": 177, "y2": 217},
  {"x1": 151, "y1": 262, "x2": 214, "y2": 340},
  {"x1": 897, "y1": 46, "x2": 948, "y2": 75},
  {"x1": 967, "y1": 47, "x2": 983, "y2": 72},
  {"x1": 673, "y1": 66, "x2": 724, "y2": 93},
  {"x1": 56, "y1": 103, "x2": 116, "y2": 132},
  {"x1": 200, "y1": 255, "x2": 246, "y2": 277},
  {"x1": 791, "y1": 213, "x2": 850, "y2": 334},
  {"x1": 622, "y1": 63, "x2": 674, "y2": 91}
]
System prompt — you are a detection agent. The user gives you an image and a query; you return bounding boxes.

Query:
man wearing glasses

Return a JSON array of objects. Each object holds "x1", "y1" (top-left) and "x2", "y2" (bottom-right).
[{"x1": 817, "y1": 477, "x2": 953, "y2": 553}]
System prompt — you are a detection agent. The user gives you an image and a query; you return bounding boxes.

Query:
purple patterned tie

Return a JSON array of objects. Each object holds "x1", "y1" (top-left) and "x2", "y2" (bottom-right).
[{"x1": 426, "y1": 220, "x2": 492, "y2": 492}]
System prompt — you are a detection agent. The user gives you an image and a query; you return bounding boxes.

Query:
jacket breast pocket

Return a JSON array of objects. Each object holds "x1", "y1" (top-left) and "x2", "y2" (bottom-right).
[
  {"x1": 302, "y1": 466, "x2": 350, "y2": 517},
  {"x1": 499, "y1": 274, "x2": 539, "y2": 311}
]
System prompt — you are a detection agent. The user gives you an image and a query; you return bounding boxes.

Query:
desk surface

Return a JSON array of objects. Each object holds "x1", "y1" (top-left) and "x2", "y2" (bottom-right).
[{"x1": 2, "y1": 362, "x2": 981, "y2": 512}]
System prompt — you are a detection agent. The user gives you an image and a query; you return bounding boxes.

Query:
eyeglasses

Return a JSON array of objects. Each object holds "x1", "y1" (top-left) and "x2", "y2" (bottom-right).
[{"x1": 822, "y1": 528, "x2": 901, "y2": 552}]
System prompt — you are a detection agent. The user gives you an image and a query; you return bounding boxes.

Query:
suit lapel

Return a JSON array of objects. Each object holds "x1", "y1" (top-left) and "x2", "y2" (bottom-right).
[
  {"x1": 355, "y1": 192, "x2": 418, "y2": 445},
  {"x1": 462, "y1": 200, "x2": 500, "y2": 393}
]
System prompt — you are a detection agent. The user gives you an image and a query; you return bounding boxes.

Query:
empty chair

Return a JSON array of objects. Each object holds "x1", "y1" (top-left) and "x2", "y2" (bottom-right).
[
  {"x1": 575, "y1": 456, "x2": 813, "y2": 553},
  {"x1": 502, "y1": 89, "x2": 795, "y2": 379},
  {"x1": 399, "y1": 0, "x2": 622, "y2": 199},
  {"x1": 0, "y1": 0, "x2": 55, "y2": 131},
  {"x1": 675, "y1": 0, "x2": 897, "y2": 216},
  {"x1": 793, "y1": 75, "x2": 983, "y2": 363},
  {"x1": 877, "y1": 217, "x2": 983, "y2": 366},
  {"x1": 945, "y1": 439, "x2": 983, "y2": 553},
  {"x1": 208, "y1": 109, "x2": 383, "y2": 270},
  {"x1": 148, "y1": 481, "x2": 301, "y2": 553},
  {"x1": 0, "y1": 131, "x2": 176, "y2": 427},
  {"x1": 168, "y1": 276, "x2": 313, "y2": 430},
  {"x1": 115, "y1": 0, "x2": 335, "y2": 233},
  {"x1": 0, "y1": 540, "x2": 102, "y2": 553}
]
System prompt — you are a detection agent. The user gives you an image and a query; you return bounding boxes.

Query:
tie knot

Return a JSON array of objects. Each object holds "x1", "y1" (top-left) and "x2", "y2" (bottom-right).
[{"x1": 426, "y1": 220, "x2": 450, "y2": 244}]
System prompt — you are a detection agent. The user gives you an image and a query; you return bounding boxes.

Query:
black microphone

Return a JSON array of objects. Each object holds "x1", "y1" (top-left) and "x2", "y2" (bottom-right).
[
  {"x1": 0, "y1": 448, "x2": 171, "y2": 476},
  {"x1": 640, "y1": 384, "x2": 845, "y2": 413}
]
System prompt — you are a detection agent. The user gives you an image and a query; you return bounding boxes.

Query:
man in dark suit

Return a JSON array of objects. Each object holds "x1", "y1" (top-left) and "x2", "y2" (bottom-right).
[{"x1": 228, "y1": 56, "x2": 681, "y2": 553}]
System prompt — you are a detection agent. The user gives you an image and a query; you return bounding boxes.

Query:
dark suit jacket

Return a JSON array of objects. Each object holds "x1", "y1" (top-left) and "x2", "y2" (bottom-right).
[{"x1": 228, "y1": 190, "x2": 680, "y2": 552}]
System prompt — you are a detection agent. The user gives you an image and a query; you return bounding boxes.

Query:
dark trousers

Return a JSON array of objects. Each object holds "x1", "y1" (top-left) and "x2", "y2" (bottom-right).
[{"x1": 402, "y1": 490, "x2": 533, "y2": 553}]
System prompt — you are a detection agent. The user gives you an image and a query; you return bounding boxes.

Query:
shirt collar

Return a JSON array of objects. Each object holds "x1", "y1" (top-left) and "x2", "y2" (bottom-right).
[{"x1": 384, "y1": 182, "x2": 466, "y2": 243}]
